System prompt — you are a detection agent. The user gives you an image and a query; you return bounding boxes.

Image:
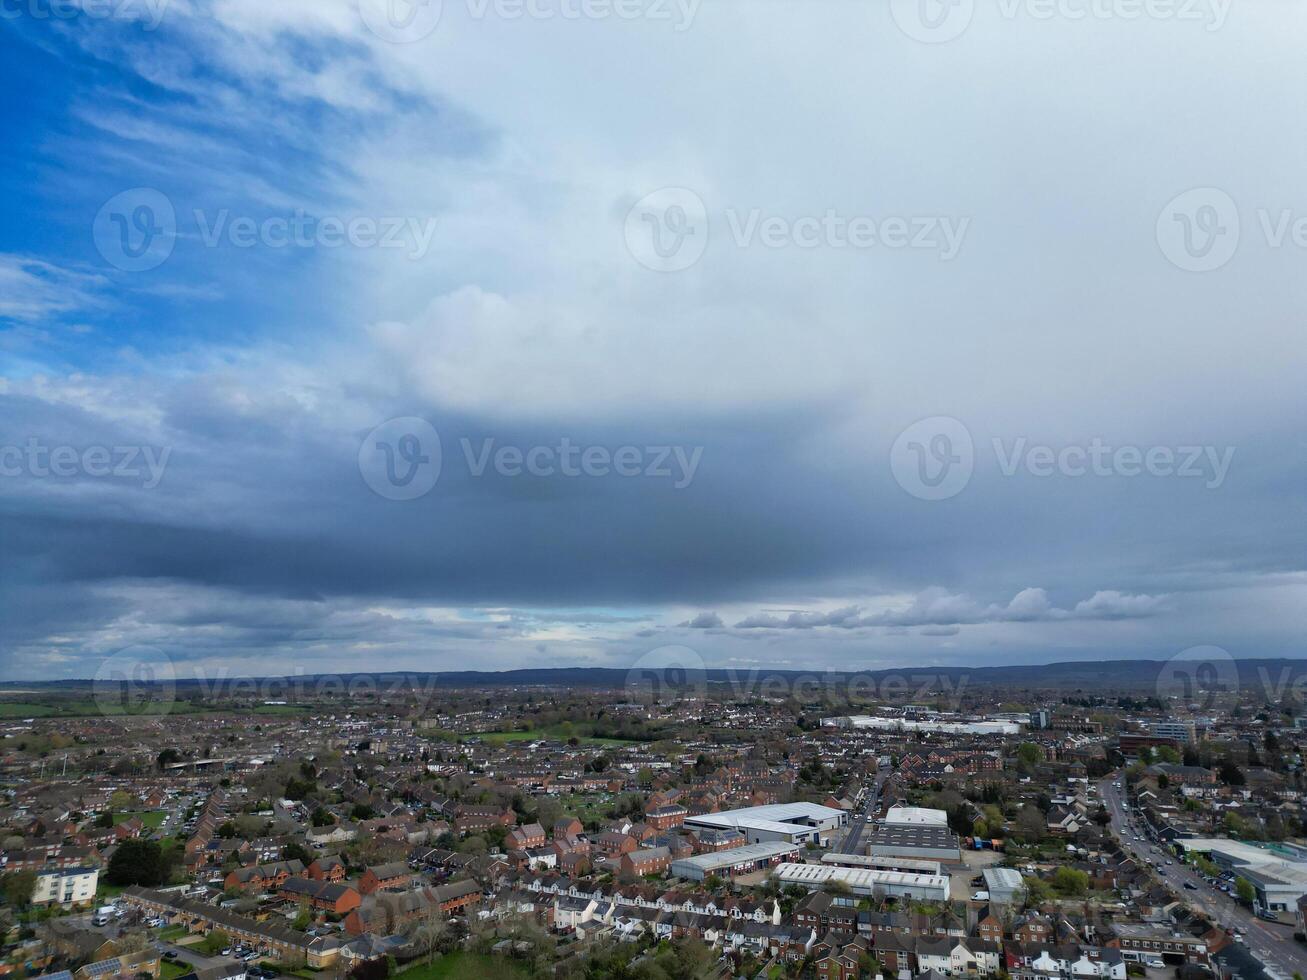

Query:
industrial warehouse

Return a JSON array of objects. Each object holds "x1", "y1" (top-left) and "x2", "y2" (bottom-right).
[
  {"x1": 682, "y1": 802, "x2": 847, "y2": 846},
  {"x1": 770, "y1": 862, "x2": 950, "y2": 901},
  {"x1": 669, "y1": 841, "x2": 801, "y2": 881},
  {"x1": 868, "y1": 823, "x2": 962, "y2": 863}
]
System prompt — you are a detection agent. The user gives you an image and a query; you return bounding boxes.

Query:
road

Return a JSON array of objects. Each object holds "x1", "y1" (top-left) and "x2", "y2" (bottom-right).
[
  {"x1": 1098, "y1": 778, "x2": 1307, "y2": 980},
  {"x1": 835, "y1": 765, "x2": 888, "y2": 853}
]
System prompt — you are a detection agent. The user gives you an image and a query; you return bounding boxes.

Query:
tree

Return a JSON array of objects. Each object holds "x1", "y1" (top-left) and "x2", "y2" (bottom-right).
[
  {"x1": 0, "y1": 870, "x2": 36, "y2": 909},
  {"x1": 1016, "y1": 743, "x2": 1042, "y2": 770},
  {"x1": 1220, "y1": 761, "x2": 1246, "y2": 786},
  {"x1": 1012, "y1": 806, "x2": 1046, "y2": 844},
  {"x1": 202, "y1": 931, "x2": 232, "y2": 956},
  {"x1": 407, "y1": 907, "x2": 447, "y2": 965},
  {"x1": 1235, "y1": 877, "x2": 1256, "y2": 904},
  {"x1": 1052, "y1": 867, "x2": 1089, "y2": 896},
  {"x1": 106, "y1": 838, "x2": 170, "y2": 887}
]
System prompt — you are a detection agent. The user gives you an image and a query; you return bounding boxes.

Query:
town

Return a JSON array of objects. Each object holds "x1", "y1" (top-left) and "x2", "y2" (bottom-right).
[{"x1": 2, "y1": 665, "x2": 1306, "y2": 980}]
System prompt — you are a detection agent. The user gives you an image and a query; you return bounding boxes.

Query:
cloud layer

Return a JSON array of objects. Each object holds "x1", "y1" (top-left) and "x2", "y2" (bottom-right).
[{"x1": 1, "y1": 1, "x2": 1306, "y2": 678}]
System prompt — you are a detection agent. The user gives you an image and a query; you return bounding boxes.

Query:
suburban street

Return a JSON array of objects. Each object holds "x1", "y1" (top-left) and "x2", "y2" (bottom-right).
[
  {"x1": 835, "y1": 764, "x2": 888, "y2": 853},
  {"x1": 1099, "y1": 778, "x2": 1307, "y2": 980}
]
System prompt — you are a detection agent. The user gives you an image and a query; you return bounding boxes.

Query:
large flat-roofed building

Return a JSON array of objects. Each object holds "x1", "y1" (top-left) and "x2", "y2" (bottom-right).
[
  {"x1": 1150, "y1": 721, "x2": 1199, "y2": 744},
  {"x1": 822, "y1": 715, "x2": 1020, "y2": 736},
  {"x1": 821, "y1": 852, "x2": 942, "y2": 875},
  {"x1": 882, "y1": 805, "x2": 948, "y2": 828},
  {"x1": 669, "y1": 841, "x2": 800, "y2": 881},
  {"x1": 868, "y1": 824, "x2": 961, "y2": 863},
  {"x1": 684, "y1": 803, "x2": 846, "y2": 846},
  {"x1": 1172, "y1": 839, "x2": 1307, "y2": 913},
  {"x1": 982, "y1": 867, "x2": 1026, "y2": 905},
  {"x1": 772, "y1": 862, "x2": 949, "y2": 901}
]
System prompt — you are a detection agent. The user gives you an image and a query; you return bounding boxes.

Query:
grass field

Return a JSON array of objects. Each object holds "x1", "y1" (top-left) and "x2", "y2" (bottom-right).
[
  {"x1": 0, "y1": 702, "x2": 65, "y2": 717},
  {"x1": 398, "y1": 953, "x2": 528, "y2": 980},
  {"x1": 0, "y1": 699, "x2": 204, "y2": 718},
  {"x1": 159, "y1": 960, "x2": 191, "y2": 980}
]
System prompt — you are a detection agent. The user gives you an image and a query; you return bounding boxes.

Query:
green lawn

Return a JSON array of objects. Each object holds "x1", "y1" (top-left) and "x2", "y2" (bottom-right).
[
  {"x1": 398, "y1": 953, "x2": 528, "y2": 980},
  {"x1": 157, "y1": 925, "x2": 190, "y2": 941},
  {"x1": 0, "y1": 702, "x2": 63, "y2": 717},
  {"x1": 160, "y1": 960, "x2": 191, "y2": 980},
  {"x1": 0, "y1": 699, "x2": 203, "y2": 718}
]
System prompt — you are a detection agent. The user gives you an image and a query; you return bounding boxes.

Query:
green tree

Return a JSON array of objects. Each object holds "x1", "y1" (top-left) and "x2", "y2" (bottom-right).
[
  {"x1": 1052, "y1": 867, "x2": 1089, "y2": 896},
  {"x1": 202, "y1": 931, "x2": 231, "y2": 956},
  {"x1": 1235, "y1": 877, "x2": 1256, "y2": 903},
  {"x1": 0, "y1": 870, "x2": 37, "y2": 909},
  {"x1": 106, "y1": 838, "x2": 170, "y2": 886}
]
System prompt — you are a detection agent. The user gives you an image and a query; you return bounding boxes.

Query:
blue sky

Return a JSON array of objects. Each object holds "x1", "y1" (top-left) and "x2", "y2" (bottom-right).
[{"x1": 2, "y1": 0, "x2": 1306, "y2": 681}]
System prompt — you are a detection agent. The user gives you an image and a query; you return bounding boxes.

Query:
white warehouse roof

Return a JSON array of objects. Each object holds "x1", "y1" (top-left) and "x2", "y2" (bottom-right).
[{"x1": 883, "y1": 805, "x2": 949, "y2": 827}]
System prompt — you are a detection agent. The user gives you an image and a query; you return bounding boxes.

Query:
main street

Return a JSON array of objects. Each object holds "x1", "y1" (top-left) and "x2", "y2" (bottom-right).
[{"x1": 1098, "y1": 778, "x2": 1307, "y2": 980}]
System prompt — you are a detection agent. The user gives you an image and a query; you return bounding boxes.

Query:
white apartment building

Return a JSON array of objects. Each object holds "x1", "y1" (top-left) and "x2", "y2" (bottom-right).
[{"x1": 32, "y1": 866, "x2": 99, "y2": 908}]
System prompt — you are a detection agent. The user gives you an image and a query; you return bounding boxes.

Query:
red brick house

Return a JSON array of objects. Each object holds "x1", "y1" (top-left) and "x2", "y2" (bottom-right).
[
  {"x1": 306, "y1": 855, "x2": 347, "y2": 882},
  {"x1": 619, "y1": 846, "x2": 671, "y2": 878},
  {"x1": 224, "y1": 860, "x2": 304, "y2": 892},
  {"x1": 279, "y1": 877, "x2": 362, "y2": 915},
  {"x1": 452, "y1": 805, "x2": 515, "y2": 835},
  {"x1": 359, "y1": 862, "x2": 411, "y2": 895},
  {"x1": 506, "y1": 823, "x2": 546, "y2": 850},
  {"x1": 646, "y1": 805, "x2": 687, "y2": 830},
  {"x1": 815, "y1": 934, "x2": 871, "y2": 980},
  {"x1": 595, "y1": 832, "x2": 637, "y2": 856}
]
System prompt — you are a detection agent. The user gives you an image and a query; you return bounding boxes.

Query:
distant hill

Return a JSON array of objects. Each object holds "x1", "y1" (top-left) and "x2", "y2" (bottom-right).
[{"x1": 4, "y1": 656, "x2": 1305, "y2": 695}]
